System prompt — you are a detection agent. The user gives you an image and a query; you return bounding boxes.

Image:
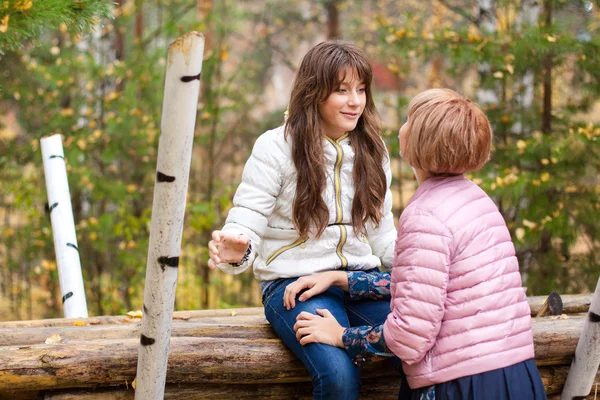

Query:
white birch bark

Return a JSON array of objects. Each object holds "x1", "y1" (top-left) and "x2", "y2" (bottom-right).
[
  {"x1": 561, "y1": 276, "x2": 600, "y2": 399},
  {"x1": 134, "y1": 32, "x2": 204, "y2": 400},
  {"x1": 40, "y1": 134, "x2": 88, "y2": 318}
]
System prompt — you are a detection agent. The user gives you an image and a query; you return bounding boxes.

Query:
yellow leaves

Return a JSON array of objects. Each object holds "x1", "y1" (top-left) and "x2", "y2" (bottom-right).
[
  {"x1": 105, "y1": 91, "x2": 119, "y2": 102},
  {"x1": 76, "y1": 138, "x2": 86, "y2": 150},
  {"x1": 15, "y1": 0, "x2": 33, "y2": 11},
  {"x1": 504, "y1": 64, "x2": 514, "y2": 75},
  {"x1": 126, "y1": 184, "x2": 137, "y2": 193},
  {"x1": 395, "y1": 28, "x2": 406, "y2": 39},
  {"x1": 45, "y1": 333, "x2": 62, "y2": 345},
  {"x1": 546, "y1": 35, "x2": 557, "y2": 42},
  {"x1": 200, "y1": 112, "x2": 210, "y2": 120},
  {"x1": 515, "y1": 227, "x2": 525, "y2": 242},
  {"x1": 522, "y1": 219, "x2": 537, "y2": 230},
  {"x1": 0, "y1": 15, "x2": 9, "y2": 33},
  {"x1": 129, "y1": 108, "x2": 142, "y2": 116},
  {"x1": 50, "y1": 46, "x2": 60, "y2": 56},
  {"x1": 41, "y1": 259, "x2": 57, "y2": 271},
  {"x1": 73, "y1": 321, "x2": 87, "y2": 326},
  {"x1": 540, "y1": 172, "x2": 550, "y2": 182},
  {"x1": 59, "y1": 23, "x2": 67, "y2": 33},
  {"x1": 516, "y1": 139, "x2": 527, "y2": 153},
  {"x1": 3, "y1": 227, "x2": 15, "y2": 237},
  {"x1": 565, "y1": 186, "x2": 578, "y2": 193},
  {"x1": 127, "y1": 310, "x2": 143, "y2": 318},
  {"x1": 501, "y1": 115, "x2": 511, "y2": 123},
  {"x1": 493, "y1": 71, "x2": 504, "y2": 79},
  {"x1": 89, "y1": 232, "x2": 97, "y2": 241},
  {"x1": 61, "y1": 108, "x2": 74, "y2": 117},
  {"x1": 541, "y1": 159, "x2": 549, "y2": 165},
  {"x1": 131, "y1": 377, "x2": 136, "y2": 390},
  {"x1": 387, "y1": 63, "x2": 399, "y2": 73}
]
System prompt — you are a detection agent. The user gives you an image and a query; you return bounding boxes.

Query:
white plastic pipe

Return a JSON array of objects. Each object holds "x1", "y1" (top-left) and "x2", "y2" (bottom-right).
[
  {"x1": 561, "y1": 276, "x2": 600, "y2": 399},
  {"x1": 135, "y1": 32, "x2": 204, "y2": 400},
  {"x1": 40, "y1": 134, "x2": 88, "y2": 318}
]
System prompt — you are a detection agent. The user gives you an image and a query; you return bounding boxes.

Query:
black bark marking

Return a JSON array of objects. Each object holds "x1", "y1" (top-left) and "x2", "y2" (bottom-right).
[
  {"x1": 589, "y1": 311, "x2": 600, "y2": 323},
  {"x1": 547, "y1": 291, "x2": 563, "y2": 315},
  {"x1": 158, "y1": 256, "x2": 179, "y2": 271},
  {"x1": 49, "y1": 202, "x2": 59, "y2": 213},
  {"x1": 573, "y1": 397, "x2": 587, "y2": 400},
  {"x1": 140, "y1": 334, "x2": 155, "y2": 346},
  {"x1": 62, "y1": 291, "x2": 73, "y2": 303},
  {"x1": 143, "y1": 304, "x2": 149, "y2": 314},
  {"x1": 67, "y1": 243, "x2": 79, "y2": 252},
  {"x1": 50, "y1": 155, "x2": 65, "y2": 160},
  {"x1": 157, "y1": 172, "x2": 176, "y2": 182},
  {"x1": 181, "y1": 72, "x2": 201, "y2": 82}
]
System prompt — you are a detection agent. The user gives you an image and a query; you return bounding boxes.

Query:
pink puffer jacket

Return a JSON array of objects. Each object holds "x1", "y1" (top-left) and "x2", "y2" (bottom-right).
[{"x1": 383, "y1": 175, "x2": 534, "y2": 389}]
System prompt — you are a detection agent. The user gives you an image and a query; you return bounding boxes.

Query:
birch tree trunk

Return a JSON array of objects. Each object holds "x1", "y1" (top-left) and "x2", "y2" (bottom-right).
[
  {"x1": 561, "y1": 277, "x2": 600, "y2": 399},
  {"x1": 134, "y1": 32, "x2": 204, "y2": 400},
  {"x1": 40, "y1": 134, "x2": 88, "y2": 319}
]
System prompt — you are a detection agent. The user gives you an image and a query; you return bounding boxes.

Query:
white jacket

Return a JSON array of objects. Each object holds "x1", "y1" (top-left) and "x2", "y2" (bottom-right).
[{"x1": 216, "y1": 125, "x2": 397, "y2": 281}]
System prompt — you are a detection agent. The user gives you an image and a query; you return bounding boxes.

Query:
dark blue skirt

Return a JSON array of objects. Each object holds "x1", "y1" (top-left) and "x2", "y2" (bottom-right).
[{"x1": 399, "y1": 359, "x2": 546, "y2": 400}]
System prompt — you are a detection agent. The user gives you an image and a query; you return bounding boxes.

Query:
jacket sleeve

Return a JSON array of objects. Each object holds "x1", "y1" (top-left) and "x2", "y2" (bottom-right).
[
  {"x1": 365, "y1": 154, "x2": 397, "y2": 270},
  {"x1": 383, "y1": 210, "x2": 451, "y2": 365},
  {"x1": 216, "y1": 132, "x2": 283, "y2": 274}
]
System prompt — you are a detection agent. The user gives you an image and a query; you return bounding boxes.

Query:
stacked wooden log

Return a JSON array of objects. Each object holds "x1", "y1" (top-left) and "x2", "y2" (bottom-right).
[{"x1": 0, "y1": 294, "x2": 597, "y2": 399}]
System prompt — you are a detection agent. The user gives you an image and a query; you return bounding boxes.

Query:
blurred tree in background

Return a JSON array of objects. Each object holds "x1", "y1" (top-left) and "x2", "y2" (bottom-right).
[{"x1": 0, "y1": 0, "x2": 598, "y2": 321}]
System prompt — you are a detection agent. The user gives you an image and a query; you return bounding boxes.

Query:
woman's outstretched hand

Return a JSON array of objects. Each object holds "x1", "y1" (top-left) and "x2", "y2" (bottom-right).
[
  {"x1": 293, "y1": 309, "x2": 345, "y2": 348},
  {"x1": 207, "y1": 230, "x2": 249, "y2": 269},
  {"x1": 283, "y1": 271, "x2": 348, "y2": 310}
]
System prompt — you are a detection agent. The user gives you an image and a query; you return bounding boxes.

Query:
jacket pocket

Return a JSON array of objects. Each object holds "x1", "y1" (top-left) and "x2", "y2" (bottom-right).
[{"x1": 265, "y1": 236, "x2": 308, "y2": 266}]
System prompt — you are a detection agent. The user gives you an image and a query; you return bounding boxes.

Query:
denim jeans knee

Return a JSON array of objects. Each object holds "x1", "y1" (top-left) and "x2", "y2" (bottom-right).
[{"x1": 263, "y1": 278, "x2": 360, "y2": 400}]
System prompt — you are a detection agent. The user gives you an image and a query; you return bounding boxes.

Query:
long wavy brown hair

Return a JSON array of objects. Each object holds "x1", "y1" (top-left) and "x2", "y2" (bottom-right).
[{"x1": 284, "y1": 41, "x2": 387, "y2": 238}]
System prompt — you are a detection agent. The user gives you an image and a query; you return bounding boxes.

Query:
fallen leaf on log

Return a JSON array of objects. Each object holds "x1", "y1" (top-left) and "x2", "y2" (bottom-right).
[
  {"x1": 44, "y1": 334, "x2": 62, "y2": 344},
  {"x1": 73, "y1": 321, "x2": 86, "y2": 327},
  {"x1": 126, "y1": 310, "x2": 143, "y2": 318},
  {"x1": 173, "y1": 314, "x2": 190, "y2": 320}
]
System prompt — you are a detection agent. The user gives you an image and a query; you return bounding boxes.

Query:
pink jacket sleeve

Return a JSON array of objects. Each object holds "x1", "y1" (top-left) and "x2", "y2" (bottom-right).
[{"x1": 383, "y1": 210, "x2": 452, "y2": 365}]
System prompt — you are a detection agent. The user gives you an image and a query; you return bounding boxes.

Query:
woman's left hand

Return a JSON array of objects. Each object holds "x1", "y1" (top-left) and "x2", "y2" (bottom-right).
[{"x1": 293, "y1": 309, "x2": 345, "y2": 348}]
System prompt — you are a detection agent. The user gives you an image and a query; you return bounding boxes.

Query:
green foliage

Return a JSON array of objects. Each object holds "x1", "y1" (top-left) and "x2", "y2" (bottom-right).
[
  {"x1": 368, "y1": 0, "x2": 600, "y2": 295},
  {"x1": 0, "y1": 0, "x2": 113, "y2": 52}
]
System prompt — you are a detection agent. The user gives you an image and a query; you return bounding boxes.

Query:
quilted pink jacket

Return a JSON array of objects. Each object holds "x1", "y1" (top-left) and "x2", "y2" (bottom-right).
[{"x1": 383, "y1": 175, "x2": 534, "y2": 389}]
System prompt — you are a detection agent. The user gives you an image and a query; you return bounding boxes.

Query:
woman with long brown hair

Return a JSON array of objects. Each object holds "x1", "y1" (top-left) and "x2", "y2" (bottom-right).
[{"x1": 208, "y1": 40, "x2": 397, "y2": 399}]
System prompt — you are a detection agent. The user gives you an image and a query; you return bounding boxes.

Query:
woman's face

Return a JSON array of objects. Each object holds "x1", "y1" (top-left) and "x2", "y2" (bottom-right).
[{"x1": 318, "y1": 68, "x2": 366, "y2": 140}]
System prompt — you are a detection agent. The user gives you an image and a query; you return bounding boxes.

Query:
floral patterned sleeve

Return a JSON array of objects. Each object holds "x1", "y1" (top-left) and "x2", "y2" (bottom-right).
[
  {"x1": 347, "y1": 271, "x2": 391, "y2": 301},
  {"x1": 342, "y1": 324, "x2": 394, "y2": 366}
]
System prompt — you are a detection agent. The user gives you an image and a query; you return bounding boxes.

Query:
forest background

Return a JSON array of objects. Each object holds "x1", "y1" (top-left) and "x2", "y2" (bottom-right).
[{"x1": 0, "y1": 0, "x2": 598, "y2": 321}]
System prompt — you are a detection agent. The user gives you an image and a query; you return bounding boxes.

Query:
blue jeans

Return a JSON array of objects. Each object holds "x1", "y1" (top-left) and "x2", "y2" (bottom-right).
[{"x1": 262, "y1": 276, "x2": 392, "y2": 400}]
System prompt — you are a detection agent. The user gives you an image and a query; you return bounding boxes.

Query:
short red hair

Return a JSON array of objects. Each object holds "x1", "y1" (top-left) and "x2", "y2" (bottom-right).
[{"x1": 403, "y1": 88, "x2": 493, "y2": 175}]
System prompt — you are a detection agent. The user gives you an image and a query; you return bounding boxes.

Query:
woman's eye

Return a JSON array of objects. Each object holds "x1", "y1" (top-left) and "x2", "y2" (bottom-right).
[
  {"x1": 337, "y1": 88, "x2": 346, "y2": 93},
  {"x1": 357, "y1": 88, "x2": 366, "y2": 93}
]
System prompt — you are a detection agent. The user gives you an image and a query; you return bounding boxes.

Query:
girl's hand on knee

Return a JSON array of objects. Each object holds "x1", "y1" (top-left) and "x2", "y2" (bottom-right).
[
  {"x1": 293, "y1": 309, "x2": 345, "y2": 348},
  {"x1": 283, "y1": 271, "x2": 345, "y2": 310},
  {"x1": 207, "y1": 230, "x2": 249, "y2": 269}
]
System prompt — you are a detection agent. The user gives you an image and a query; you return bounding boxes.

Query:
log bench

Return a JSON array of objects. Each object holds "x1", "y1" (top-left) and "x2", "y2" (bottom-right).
[{"x1": 0, "y1": 294, "x2": 597, "y2": 399}]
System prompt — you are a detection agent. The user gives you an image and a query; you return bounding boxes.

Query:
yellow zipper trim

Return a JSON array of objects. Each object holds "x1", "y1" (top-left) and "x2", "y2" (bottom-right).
[
  {"x1": 265, "y1": 236, "x2": 308, "y2": 266},
  {"x1": 324, "y1": 134, "x2": 347, "y2": 224},
  {"x1": 336, "y1": 225, "x2": 348, "y2": 269}
]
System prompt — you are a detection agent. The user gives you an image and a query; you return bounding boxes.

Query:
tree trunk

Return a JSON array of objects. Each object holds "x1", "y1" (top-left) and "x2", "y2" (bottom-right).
[
  {"x1": 2, "y1": 365, "x2": 598, "y2": 399},
  {"x1": 326, "y1": 0, "x2": 340, "y2": 39},
  {"x1": 541, "y1": 0, "x2": 552, "y2": 134},
  {"x1": 1, "y1": 293, "x2": 591, "y2": 330},
  {"x1": 0, "y1": 314, "x2": 588, "y2": 392}
]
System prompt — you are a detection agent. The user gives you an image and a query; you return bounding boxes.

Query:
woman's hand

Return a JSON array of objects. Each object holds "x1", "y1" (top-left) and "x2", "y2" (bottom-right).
[
  {"x1": 293, "y1": 309, "x2": 345, "y2": 348},
  {"x1": 283, "y1": 271, "x2": 347, "y2": 310},
  {"x1": 207, "y1": 230, "x2": 249, "y2": 269}
]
